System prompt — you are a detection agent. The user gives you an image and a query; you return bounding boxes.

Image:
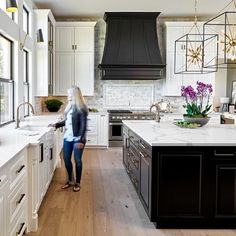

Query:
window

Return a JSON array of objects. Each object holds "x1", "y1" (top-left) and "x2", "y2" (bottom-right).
[
  {"x1": 23, "y1": 6, "x2": 29, "y2": 34},
  {"x1": 23, "y1": 50, "x2": 29, "y2": 116},
  {"x1": 0, "y1": 34, "x2": 14, "y2": 125}
]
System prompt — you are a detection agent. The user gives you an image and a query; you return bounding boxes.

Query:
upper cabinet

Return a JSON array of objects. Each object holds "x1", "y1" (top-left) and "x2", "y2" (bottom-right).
[
  {"x1": 34, "y1": 10, "x2": 56, "y2": 96},
  {"x1": 55, "y1": 22, "x2": 96, "y2": 96},
  {"x1": 56, "y1": 26, "x2": 94, "y2": 52},
  {"x1": 163, "y1": 22, "x2": 215, "y2": 96}
]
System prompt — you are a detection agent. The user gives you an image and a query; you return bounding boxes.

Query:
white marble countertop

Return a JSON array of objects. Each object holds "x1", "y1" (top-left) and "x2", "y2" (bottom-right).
[
  {"x1": 123, "y1": 117, "x2": 236, "y2": 146},
  {"x1": 0, "y1": 114, "x2": 60, "y2": 169}
]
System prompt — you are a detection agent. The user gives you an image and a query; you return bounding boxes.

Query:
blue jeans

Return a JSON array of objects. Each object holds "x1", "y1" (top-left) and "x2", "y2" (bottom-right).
[{"x1": 63, "y1": 139, "x2": 85, "y2": 184}]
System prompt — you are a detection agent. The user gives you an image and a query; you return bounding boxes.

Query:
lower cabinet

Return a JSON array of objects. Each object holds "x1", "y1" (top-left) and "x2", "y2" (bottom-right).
[
  {"x1": 86, "y1": 113, "x2": 108, "y2": 147},
  {"x1": 0, "y1": 149, "x2": 28, "y2": 236},
  {"x1": 27, "y1": 129, "x2": 55, "y2": 232},
  {"x1": 123, "y1": 128, "x2": 154, "y2": 221},
  {"x1": 0, "y1": 171, "x2": 8, "y2": 236},
  {"x1": 123, "y1": 124, "x2": 236, "y2": 228}
]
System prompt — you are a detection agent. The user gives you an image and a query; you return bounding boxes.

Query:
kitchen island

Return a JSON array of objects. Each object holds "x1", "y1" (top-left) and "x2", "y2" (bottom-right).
[{"x1": 122, "y1": 120, "x2": 236, "y2": 228}]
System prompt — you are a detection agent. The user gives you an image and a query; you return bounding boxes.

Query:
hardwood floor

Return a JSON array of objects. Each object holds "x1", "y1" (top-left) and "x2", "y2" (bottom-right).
[{"x1": 27, "y1": 148, "x2": 236, "y2": 236}]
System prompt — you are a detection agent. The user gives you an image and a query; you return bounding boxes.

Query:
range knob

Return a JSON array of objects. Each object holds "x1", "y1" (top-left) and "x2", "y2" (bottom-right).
[
  {"x1": 123, "y1": 116, "x2": 126, "y2": 119},
  {"x1": 127, "y1": 116, "x2": 131, "y2": 119}
]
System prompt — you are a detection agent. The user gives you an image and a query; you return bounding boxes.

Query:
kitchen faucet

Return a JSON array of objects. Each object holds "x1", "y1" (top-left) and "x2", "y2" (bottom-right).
[
  {"x1": 150, "y1": 102, "x2": 161, "y2": 123},
  {"x1": 16, "y1": 102, "x2": 35, "y2": 128}
]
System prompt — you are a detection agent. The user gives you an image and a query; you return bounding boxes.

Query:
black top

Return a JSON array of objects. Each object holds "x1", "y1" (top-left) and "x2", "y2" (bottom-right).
[{"x1": 55, "y1": 107, "x2": 88, "y2": 144}]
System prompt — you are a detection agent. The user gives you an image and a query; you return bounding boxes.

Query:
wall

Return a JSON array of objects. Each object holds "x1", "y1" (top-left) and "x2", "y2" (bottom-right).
[
  {"x1": 0, "y1": 0, "x2": 36, "y2": 118},
  {"x1": 35, "y1": 18, "x2": 185, "y2": 114}
]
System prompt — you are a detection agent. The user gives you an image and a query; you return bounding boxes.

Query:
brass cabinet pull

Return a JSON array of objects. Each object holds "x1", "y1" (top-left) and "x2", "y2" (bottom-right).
[
  {"x1": 75, "y1": 45, "x2": 77, "y2": 50},
  {"x1": 16, "y1": 194, "x2": 25, "y2": 205},
  {"x1": 72, "y1": 45, "x2": 74, "y2": 50},
  {"x1": 16, "y1": 222, "x2": 25, "y2": 236},
  {"x1": 16, "y1": 165, "x2": 25, "y2": 174}
]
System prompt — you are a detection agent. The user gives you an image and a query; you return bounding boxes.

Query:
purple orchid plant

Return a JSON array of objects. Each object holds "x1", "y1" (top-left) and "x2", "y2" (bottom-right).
[{"x1": 181, "y1": 81, "x2": 213, "y2": 118}]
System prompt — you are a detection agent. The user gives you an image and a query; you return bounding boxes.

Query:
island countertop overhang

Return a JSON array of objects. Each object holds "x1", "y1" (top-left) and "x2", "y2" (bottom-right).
[{"x1": 122, "y1": 120, "x2": 236, "y2": 146}]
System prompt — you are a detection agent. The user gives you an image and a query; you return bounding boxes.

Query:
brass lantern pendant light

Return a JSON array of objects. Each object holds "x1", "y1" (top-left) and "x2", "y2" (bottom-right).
[
  {"x1": 204, "y1": 0, "x2": 236, "y2": 69},
  {"x1": 6, "y1": 0, "x2": 18, "y2": 13},
  {"x1": 174, "y1": 0, "x2": 218, "y2": 74}
]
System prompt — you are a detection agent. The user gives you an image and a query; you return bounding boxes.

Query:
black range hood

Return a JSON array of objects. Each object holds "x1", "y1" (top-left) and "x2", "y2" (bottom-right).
[{"x1": 98, "y1": 12, "x2": 165, "y2": 80}]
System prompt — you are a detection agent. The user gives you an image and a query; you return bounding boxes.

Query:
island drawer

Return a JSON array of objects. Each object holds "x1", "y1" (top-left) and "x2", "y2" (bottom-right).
[
  {"x1": 129, "y1": 130, "x2": 139, "y2": 149},
  {"x1": 212, "y1": 147, "x2": 236, "y2": 160},
  {"x1": 139, "y1": 139, "x2": 152, "y2": 157},
  {"x1": 128, "y1": 145, "x2": 140, "y2": 171}
]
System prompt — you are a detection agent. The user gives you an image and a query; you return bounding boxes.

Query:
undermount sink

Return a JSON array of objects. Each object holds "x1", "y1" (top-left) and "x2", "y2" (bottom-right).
[{"x1": 16, "y1": 125, "x2": 47, "y2": 136}]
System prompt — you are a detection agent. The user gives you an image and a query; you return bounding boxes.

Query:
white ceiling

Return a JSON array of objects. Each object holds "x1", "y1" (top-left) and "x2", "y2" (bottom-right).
[{"x1": 32, "y1": 0, "x2": 229, "y2": 19}]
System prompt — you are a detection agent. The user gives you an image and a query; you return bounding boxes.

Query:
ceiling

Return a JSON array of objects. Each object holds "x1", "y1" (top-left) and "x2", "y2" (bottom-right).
[{"x1": 32, "y1": 0, "x2": 229, "y2": 19}]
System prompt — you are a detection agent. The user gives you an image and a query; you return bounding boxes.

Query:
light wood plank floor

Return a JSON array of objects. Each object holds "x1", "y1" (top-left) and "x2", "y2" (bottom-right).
[{"x1": 27, "y1": 148, "x2": 236, "y2": 236}]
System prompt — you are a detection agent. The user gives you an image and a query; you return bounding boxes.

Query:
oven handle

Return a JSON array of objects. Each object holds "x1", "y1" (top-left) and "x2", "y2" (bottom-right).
[{"x1": 109, "y1": 123, "x2": 123, "y2": 125}]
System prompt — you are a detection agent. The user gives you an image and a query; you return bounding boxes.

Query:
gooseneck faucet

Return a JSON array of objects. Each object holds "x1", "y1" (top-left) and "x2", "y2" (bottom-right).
[
  {"x1": 150, "y1": 102, "x2": 161, "y2": 123},
  {"x1": 16, "y1": 102, "x2": 35, "y2": 128}
]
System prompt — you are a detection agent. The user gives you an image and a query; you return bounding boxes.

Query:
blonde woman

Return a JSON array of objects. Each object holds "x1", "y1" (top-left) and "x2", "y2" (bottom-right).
[{"x1": 50, "y1": 86, "x2": 88, "y2": 192}]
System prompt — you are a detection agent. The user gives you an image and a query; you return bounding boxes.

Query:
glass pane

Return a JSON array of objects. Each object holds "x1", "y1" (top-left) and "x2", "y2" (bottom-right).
[
  {"x1": 23, "y1": 83, "x2": 29, "y2": 116},
  {"x1": 0, "y1": 36, "x2": 11, "y2": 79},
  {"x1": 23, "y1": 6, "x2": 28, "y2": 33},
  {"x1": 0, "y1": 81, "x2": 13, "y2": 124},
  {"x1": 23, "y1": 50, "x2": 27, "y2": 82}
]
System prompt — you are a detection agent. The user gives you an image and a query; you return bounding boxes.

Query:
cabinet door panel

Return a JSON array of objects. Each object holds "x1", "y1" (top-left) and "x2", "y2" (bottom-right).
[
  {"x1": 74, "y1": 27, "x2": 94, "y2": 52},
  {"x1": 215, "y1": 166, "x2": 236, "y2": 216},
  {"x1": 55, "y1": 53, "x2": 74, "y2": 95},
  {"x1": 158, "y1": 153, "x2": 203, "y2": 216},
  {"x1": 140, "y1": 152, "x2": 150, "y2": 209},
  {"x1": 74, "y1": 52, "x2": 94, "y2": 96},
  {"x1": 56, "y1": 27, "x2": 74, "y2": 52}
]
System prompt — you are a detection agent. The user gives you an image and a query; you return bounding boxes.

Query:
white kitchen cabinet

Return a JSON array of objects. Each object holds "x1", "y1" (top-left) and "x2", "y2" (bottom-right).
[
  {"x1": 0, "y1": 171, "x2": 8, "y2": 236},
  {"x1": 86, "y1": 113, "x2": 108, "y2": 148},
  {"x1": 163, "y1": 22, "x2": 215, "y2": 96},
  {"x1": 5, "y1": 148, "x2": 28, "y2": 236},
  {"x1": 56, "y1": 25, "x2": 94, "y2": 52},
  {"x1": 55, "y1": 22, "x2": 96, "y2": 96},
  {"x1": 97, "y1": 114, "x2": 108, "y2": 147},
  {"x1": 34, "y1": 9, "x2": 56, "y2": 96}
]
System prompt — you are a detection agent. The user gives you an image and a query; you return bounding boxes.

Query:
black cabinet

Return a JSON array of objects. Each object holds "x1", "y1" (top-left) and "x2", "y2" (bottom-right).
[
  {"x1": 157, "y1": 152, "x2": 203, "y2": 217},
  {"x1": 208, "y1": 148, "x2": 236, "y2": 227},
  {"x1": 123, "y1": 125, "x2": 236, "y2": 228},
  {"x1": 123, "y1": 127, "x2": 155, "y2": 221}
]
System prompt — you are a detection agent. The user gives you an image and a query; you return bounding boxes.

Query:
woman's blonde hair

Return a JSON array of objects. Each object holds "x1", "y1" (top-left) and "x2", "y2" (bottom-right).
[{"x1": 64, "y1": 86, "x2": 88, "y2": 114}]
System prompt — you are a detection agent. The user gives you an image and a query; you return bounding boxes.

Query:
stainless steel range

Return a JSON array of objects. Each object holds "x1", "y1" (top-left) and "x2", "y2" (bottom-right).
[{"x1": 108, "y1": 110, "x2": 156, "y2": 147}]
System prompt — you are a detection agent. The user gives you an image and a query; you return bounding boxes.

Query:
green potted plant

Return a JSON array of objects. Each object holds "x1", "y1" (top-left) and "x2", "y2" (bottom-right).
[{"x1": 44, "y1": 98, "x2": 63, "y2": 112}]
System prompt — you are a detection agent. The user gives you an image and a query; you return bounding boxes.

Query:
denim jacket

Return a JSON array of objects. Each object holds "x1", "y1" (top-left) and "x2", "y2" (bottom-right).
[{"x1": 55, "y1": 107, "x2": 88, "y2": 144}]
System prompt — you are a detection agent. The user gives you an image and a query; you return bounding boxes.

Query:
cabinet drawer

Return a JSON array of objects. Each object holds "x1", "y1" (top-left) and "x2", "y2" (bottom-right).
[
  {"x1": 0, "y1": 173, "x2": 7, "y2": 189},
  {"x1": 87, "y1": 125, "x2": 97, "y2": 135},
  {"x1": 9, "y1": 207, "x2": 27, "y2": 236},
  {"x1": 86, "y1": 135, "x2": 98, "y2": 145},
  {"x1": 9, "y1": 178, "x2": 27, "y2": 224},
  {"x1": 129, "y1": 130, "x2": 139, "y2": 149},
  {"x1": 128, "y1": 146, "x2": 140, "y2": 171},
  {"x1": 212, "y1": 148, "x2": 236, "y2": 160},
  {"x1": 87, "y1": 115, "x2": 98, "y2": 125},
  {"x1": 139, "y1": 139, "x2": 152, "y2": 156},
  {"x1": 127, "y1": 162, "x2": 139, "y2": 191},
  {"x1": 9, "y1": 150, "x2": 27, "y2": 190}
]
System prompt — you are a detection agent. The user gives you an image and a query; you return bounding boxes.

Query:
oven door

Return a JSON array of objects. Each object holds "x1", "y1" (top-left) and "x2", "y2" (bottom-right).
[{"x1": 109, "y1": 122, "x2": 123, "y2": 141}]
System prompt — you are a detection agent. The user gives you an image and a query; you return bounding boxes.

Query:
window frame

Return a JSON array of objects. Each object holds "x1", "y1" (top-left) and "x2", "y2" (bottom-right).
[
  {"x1": 0, "y1": 34, "x2": 14, "y2": 126},
  {"x1": 23, "y1": 5, "x2": 29, "y2": 34},
  {"x1": 23, "y1": 49, "x2": 29, "y2": 117}
]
